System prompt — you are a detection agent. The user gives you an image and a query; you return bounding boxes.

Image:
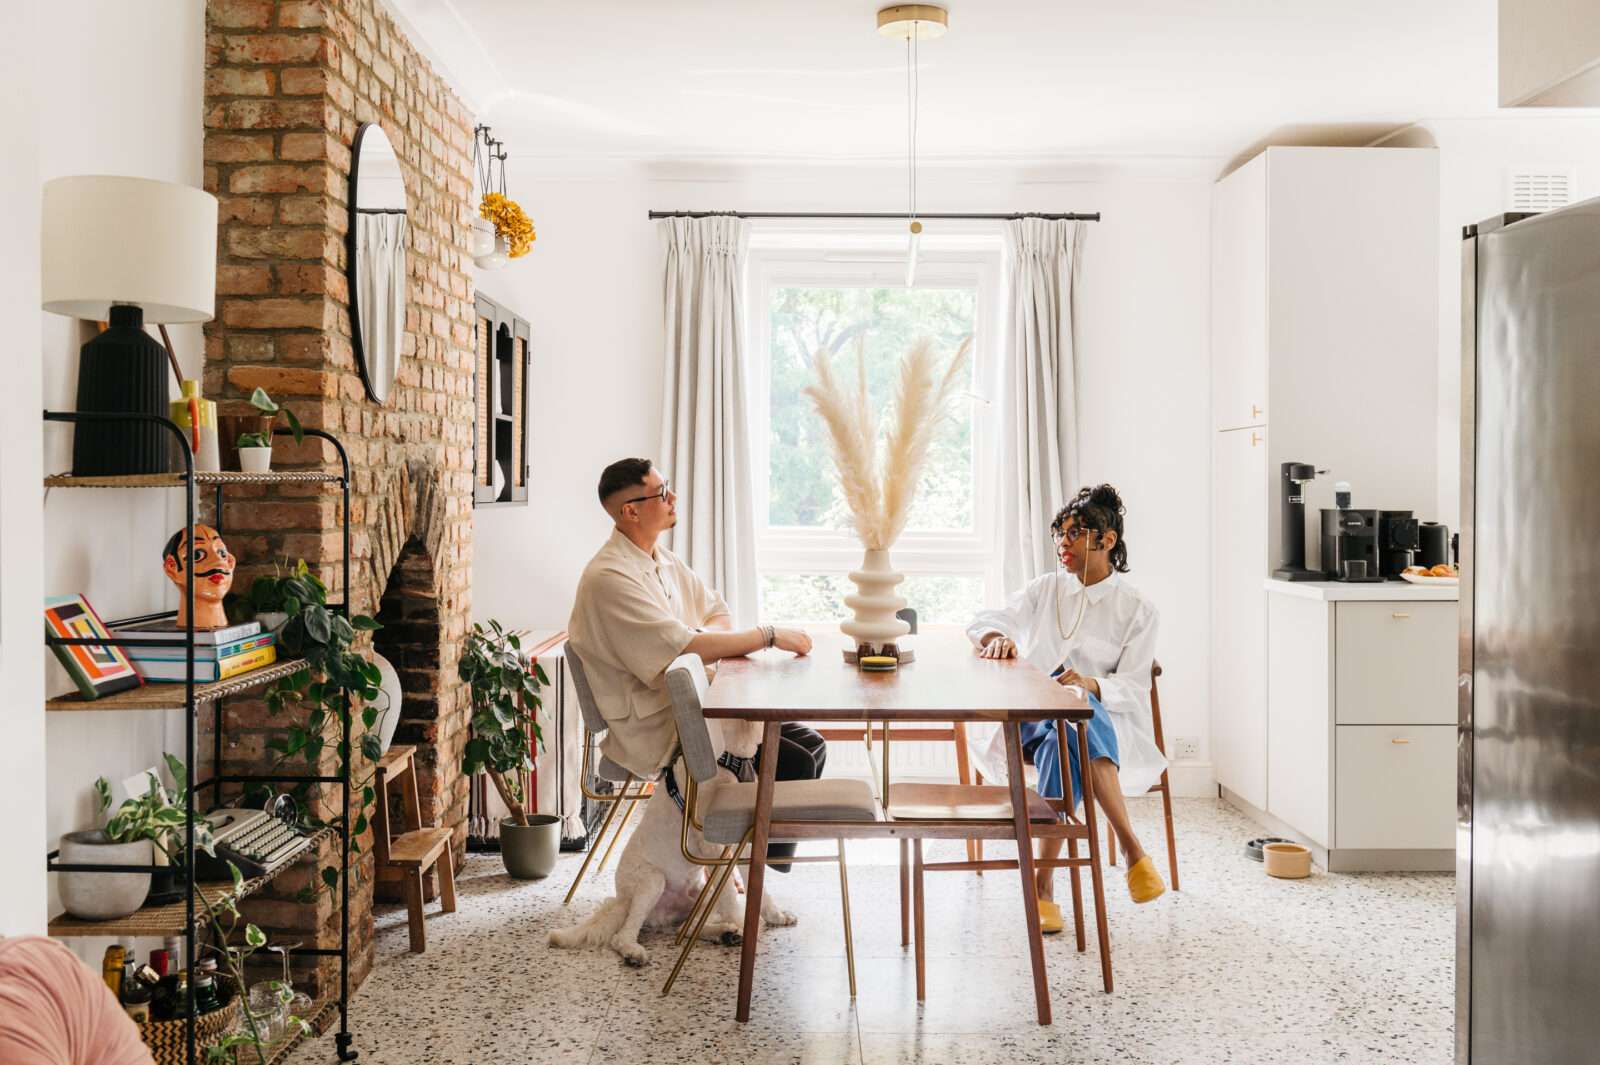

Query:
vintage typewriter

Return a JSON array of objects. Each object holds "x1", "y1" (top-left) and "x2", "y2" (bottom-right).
[{"x1": 193, "y1": 805, "x2": 314, "y2": 879}]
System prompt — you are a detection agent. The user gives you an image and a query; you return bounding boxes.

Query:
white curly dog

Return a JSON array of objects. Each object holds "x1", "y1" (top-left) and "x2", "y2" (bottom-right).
[{"x1": 547, "y1": 714, "x2": 796, "y2": 967}]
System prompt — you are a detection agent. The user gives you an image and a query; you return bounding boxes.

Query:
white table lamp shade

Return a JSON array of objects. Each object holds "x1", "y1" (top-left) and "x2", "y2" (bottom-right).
[{"x1": 41, "y1": 176, "x2": 218, "y2": 323}]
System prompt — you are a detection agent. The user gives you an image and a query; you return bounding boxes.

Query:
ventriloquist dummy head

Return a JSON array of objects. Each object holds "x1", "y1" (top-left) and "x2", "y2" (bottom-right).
[{"x1": 162, "y1": 524, "x2": 236, "y2": 629}]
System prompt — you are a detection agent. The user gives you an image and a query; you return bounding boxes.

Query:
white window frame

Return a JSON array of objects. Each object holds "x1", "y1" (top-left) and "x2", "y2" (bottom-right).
[{"x1": 745, "y1": 226, "x2": 1004, "y2": 611}]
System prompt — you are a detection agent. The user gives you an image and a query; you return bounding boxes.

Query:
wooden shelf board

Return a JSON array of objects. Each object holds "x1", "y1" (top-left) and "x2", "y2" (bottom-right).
[
  {"x1": 47, "y1": 828, "x2": 334, "y2": 938},
  {"x1": 46, "y1": 659, "x2": 309, "y2": 712},
  {"x1": 45, "y1": 470, "x2": 342, "y2": 488}
]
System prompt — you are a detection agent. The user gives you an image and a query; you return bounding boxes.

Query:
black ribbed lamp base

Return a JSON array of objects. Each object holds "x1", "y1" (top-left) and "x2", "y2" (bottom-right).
[{"x1": 70, "y1": 305, "x2": 171, "y2": 476}]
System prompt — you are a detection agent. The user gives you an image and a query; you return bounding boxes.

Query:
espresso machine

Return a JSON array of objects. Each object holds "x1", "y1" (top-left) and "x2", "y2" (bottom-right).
[
  {"x1": 1321, "y1": 482, "x2": 1383, "y2": 581},
  {"x1": 1377, "y1": 510, "x2": 1420, "y2": 578}
]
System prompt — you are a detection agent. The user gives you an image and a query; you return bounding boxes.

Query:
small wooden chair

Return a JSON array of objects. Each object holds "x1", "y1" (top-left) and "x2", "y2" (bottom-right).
[
  {"x1": 374, "y1": 744, "x2": 457, "y2": 953},
  {"x1": 1100, "y1": 663, "x2": 1179, "y2": 891}
]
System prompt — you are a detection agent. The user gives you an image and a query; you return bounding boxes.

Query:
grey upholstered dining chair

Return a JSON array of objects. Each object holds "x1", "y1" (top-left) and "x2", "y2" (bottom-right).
[
  {"x1": 560, "y1": 645, "x2": 659, "y2": 905},
  {"x1": 659, "y1": 653, "x2": 877, "y2": 997}
]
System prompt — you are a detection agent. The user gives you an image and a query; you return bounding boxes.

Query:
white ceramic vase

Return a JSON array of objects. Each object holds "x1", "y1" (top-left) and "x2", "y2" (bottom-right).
[
  {"x1": 469, "y1": 218, "x2": 497, "y2": 259},
  {"x1": 840, "y1": 547, "x2": 911, "y2": 654}
]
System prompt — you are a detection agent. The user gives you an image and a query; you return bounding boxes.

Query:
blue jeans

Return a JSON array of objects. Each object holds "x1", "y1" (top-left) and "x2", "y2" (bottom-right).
[{"x1": 1019, "y1": 691, "x2": 1119, "y2": 811}]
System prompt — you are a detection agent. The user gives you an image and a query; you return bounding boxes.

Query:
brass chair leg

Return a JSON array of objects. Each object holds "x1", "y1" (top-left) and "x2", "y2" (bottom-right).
[
  {"x1": 675, "y1": 845, "x2": 734, "y2": 947},
  {"x1": 562, "y1": 776, "x2": 635, "y2": 905},
  {"x1": 662, "y1": 832, "x2": 750, "y2": 997},
  {"x1": 837, "y1": 839, "x2": 856, "y2": 998},
  {"x1": 596, "y1": 795, "x2": 643, "y2": 876}
]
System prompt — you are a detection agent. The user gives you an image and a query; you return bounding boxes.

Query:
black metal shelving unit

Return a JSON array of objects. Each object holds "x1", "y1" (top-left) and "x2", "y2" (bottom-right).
[{"x1": 42, "y1": 410, "x2": 360, "y2": 1065}]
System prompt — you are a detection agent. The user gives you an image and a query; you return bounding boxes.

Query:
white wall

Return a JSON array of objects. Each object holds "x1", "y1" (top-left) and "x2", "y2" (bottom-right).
[
  {"x1": 24, "y1": 1, "x2": 207, "y2": 937},
  {"x1": 471, "y1": 158, "x2": 1220, "y2": 791},
  {"x1": 1382, "y1": 115, "x2": 1600, "y2": 528},
  {"x1": 1, "y1": 0, "x2": 46, "y2": 935},
  {"x1": 1499, "y1": 0, "x2": 1600, "y2": 105}
]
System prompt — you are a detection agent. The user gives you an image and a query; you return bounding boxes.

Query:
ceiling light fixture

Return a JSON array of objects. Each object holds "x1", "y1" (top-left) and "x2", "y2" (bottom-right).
[{"x1": 877, "y1": 4, "x2": 947, "y2": 287}]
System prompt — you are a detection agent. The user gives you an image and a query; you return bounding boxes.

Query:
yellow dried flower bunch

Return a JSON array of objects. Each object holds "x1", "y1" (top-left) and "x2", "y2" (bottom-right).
[{"x1": 479, "y1": 192, "x2": 535, "y2": 258}]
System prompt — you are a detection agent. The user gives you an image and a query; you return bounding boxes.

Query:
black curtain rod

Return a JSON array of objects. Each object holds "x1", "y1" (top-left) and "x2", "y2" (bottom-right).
[{"x1": 647, "y1": 210, "x2": 1100, "y2": 222}]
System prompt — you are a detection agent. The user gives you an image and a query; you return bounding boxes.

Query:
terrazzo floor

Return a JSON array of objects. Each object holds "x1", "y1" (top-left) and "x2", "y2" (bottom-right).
[{"x1": 313, "y1": 797, "x2": 1454, "y2": 1064}]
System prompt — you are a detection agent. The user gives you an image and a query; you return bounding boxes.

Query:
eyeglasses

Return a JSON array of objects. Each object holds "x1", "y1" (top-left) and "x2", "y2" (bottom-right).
[
  {"x1": 622, "y1": 480, "x2": 672, "y2": 506},
  {"x1": 1051, "y1": 526, "x2": 1088, "y2": 547}
]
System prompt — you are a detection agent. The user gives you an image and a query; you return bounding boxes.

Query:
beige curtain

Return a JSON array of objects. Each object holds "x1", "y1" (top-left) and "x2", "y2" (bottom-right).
[
  {"x1": 657, "y1": 216, "x2": 757, "y2": 624},
  {"x1": 998, "y1": 218, "x2": 1087, "y2": 590}
]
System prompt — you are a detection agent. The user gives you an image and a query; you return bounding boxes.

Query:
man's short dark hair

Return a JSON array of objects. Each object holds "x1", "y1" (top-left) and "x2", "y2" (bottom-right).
[
  {"x1": 163, "y1": 529, "x2": 187, "y2": 567},
  {"x1": 598, "y1": 457, "x2": 654, "y2": 505}
]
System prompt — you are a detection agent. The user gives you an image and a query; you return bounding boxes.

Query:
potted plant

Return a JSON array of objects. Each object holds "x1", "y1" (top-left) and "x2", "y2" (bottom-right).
[
  {"x1": 476, "y1": 192, "x2": 535, "y2": 270},
  {"x1": 59, "y1": 755, "x2": 213, "y2": 920},
  {"x1": 234, "y1": 387, "x2": 303, "y2": 473},
  {"x1": 459, "y1": 620, "x2": 555, "y2": 878},
  {"x1": 239, "y1": 558, "x2": 324, "y2": 636}
]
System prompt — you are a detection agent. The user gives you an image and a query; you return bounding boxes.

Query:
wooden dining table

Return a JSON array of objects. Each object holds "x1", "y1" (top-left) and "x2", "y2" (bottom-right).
[{"x1": 702, "y1": 625, "x2": 1095, "y2": 1025}]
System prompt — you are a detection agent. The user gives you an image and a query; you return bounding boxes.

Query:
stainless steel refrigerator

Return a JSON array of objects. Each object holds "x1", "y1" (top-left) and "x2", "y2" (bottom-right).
[{"x1": 1459, "y1": 203, "x2": 1600, "y2": 1064}]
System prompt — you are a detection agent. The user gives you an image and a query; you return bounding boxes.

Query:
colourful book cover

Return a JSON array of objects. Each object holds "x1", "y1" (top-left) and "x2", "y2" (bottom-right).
[
  {"x1": 44, "y1": 594, "x2": 143, "y2": 700},
  {"x1": 127, "y1": 632, "x2": 276, "y2": 663},
  {"x1": 136, "y1": 644, "x2": 278, "y2": 683}
]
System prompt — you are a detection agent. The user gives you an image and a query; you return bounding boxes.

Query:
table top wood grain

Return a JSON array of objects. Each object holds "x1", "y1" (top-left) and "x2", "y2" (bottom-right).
[{"x1": 702, "y1": 625, "x2": 1091, "y2": 723}]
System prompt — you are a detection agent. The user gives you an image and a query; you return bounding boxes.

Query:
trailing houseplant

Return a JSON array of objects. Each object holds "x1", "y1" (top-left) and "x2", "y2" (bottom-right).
[
  {"x1": 236, "y1": 558, "x2": 323, "y2": 635},
  {"x1": 458, "y1": 620, "x2": 554, "y2": 878},
  {"x1": 235, "y1": 387, "x2": 304, "y2": 473},
  {"x1": 255, "y1": 560, "x2": 386, "y2": 902}
]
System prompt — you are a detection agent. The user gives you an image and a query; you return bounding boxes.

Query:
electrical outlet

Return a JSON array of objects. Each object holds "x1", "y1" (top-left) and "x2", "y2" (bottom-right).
[{"x1": 1172, "y1": 736, "x2": 1200, "y2": 761}]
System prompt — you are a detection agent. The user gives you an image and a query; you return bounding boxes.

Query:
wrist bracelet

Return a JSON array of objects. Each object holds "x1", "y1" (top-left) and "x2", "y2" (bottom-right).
[{"x1": 762, "y1": 624, "x2": 776, "y2": 649}]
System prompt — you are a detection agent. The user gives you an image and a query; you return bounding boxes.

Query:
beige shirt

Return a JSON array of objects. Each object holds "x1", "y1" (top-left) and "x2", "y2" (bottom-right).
[{"x1": 567, "y1": 528, "x2": 731, "y2": 777}]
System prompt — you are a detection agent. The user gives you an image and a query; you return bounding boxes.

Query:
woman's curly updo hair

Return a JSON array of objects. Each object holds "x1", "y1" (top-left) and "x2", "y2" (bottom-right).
[{"x1": 1051, "y1": 484, "x2": 1130, "y2": 573}]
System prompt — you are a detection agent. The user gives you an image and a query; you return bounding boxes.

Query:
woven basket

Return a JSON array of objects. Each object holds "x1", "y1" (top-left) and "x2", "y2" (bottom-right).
[{"x1": 138, "y1": 987, "x2": 241, "y2": 1065}]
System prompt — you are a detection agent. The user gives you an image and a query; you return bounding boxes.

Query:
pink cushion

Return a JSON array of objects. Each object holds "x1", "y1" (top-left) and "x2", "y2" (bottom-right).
[{"x1": 0, "y1": 937, "x2": 154, "y2": 1065}]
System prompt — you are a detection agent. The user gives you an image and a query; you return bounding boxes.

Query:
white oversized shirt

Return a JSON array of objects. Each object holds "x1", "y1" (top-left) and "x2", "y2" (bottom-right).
[
  {"x1": 567, "y1": 529, "x2": 731, "y2": 778},
  {"x1": 964, "y1": 570, "x2": 1166, "y2": 796}
]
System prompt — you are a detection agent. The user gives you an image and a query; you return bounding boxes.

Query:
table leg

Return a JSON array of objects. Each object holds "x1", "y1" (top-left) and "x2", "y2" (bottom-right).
[
  {"x1": 736, "y1": 720, "x2": 781, "y2": 1022},
  {"x1": 1074, "y1": 719, "x2": 1114, "y2": 993},
  {"x1": 1004, "y1": 721, "x2": 1052, "y2": 1025}
]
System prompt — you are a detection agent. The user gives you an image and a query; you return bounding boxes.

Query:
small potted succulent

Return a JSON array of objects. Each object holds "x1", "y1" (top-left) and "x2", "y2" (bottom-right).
[
  {"x1": 59, "y1": 755, "x2": 213, "y2": 920},
  {"x1": 234, "y1": 387, "x2": 303, "y2": 473},
  {"x1": 459, "y1": 620, "x2": 554, "y2": 878}
]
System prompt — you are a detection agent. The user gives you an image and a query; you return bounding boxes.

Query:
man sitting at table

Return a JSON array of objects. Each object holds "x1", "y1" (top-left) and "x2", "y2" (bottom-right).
[
  {"x1": 968, "y1": 484, "x2": 1167, "y2": 929},
  {"x1": 567, "y1": 457, "x2": 825, "y2": 869}
]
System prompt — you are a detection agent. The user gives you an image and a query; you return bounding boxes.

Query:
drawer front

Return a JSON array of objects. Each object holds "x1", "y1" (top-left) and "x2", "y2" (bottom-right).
[
  {"x1": 1335, "y1": 725, "x2": 1456, "y2": 850},
  {"x1": 1335, "y1": 601, "x2": 1456, "y2": 724}
]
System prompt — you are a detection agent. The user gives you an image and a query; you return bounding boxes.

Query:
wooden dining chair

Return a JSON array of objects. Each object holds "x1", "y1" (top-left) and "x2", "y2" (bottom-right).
[
  {"x1": 1099, "y1": 663, "x2": 1180, "y2": 892},
  {"x1": 884, "y1": 717, "x2": 1115, "y2": 996},
  {"x1": 658, "y1": 654, "x2": 877, "y2": 997},
  {"x1": 561, "y1": 647, "x2": 658, "y2": 906}
]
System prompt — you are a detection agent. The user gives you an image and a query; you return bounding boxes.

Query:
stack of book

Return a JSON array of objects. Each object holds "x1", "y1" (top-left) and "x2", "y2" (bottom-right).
[{"x1": 111, "y1": 619, "x2": 277, "y2": 683}]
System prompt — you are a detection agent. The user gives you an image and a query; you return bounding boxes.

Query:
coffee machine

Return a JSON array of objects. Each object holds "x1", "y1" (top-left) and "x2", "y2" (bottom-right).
[
  {"x1": 1377, "y1": 510, "x2": 1420, "y2": 578},
  {"x1": 1321, "y1": 483, "x2": 1383, "y2": 581}
]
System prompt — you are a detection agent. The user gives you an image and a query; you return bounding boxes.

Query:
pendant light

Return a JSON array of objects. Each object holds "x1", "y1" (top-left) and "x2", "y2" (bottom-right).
[{"x1": 877, "y1": 5, "x2": 947, "y2": 287}]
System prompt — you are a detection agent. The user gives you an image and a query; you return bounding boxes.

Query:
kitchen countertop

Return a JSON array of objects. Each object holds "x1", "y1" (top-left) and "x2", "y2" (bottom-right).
[{"x1": 1263, "y1": 578, "x2": 1459, "y2": 602}]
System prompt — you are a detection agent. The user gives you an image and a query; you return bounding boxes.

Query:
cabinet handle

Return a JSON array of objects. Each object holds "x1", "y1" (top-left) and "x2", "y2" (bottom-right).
[
  {"x1": 1391, "y1": 738, "x2": 1412, "y2": 745},
  {"x1": 1250, "y1": 431, "x2": 1261, "y2": 447},
  {"x1": 1251, "y1": 404, "x2": 1262, "y2": 419},
  {"x1": 1392, "y1": 612, "x2": 1411, "y2": 619}
]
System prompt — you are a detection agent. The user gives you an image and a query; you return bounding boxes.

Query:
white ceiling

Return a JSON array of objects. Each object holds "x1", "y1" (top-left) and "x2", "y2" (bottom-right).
[{"x1": 390, "y1": 0, "x2": 1502, "y2": 164}]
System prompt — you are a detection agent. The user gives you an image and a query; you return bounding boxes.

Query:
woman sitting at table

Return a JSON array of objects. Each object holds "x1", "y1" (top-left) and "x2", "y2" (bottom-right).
[{"x1": 967, "y1": 483, "x2": 1167, "y2": 930}]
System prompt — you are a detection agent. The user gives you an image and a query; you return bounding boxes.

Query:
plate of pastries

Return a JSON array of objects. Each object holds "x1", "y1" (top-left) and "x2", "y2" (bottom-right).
[{"x1": 1401, "y1": 563, "x2": 1459, "y2": 585}]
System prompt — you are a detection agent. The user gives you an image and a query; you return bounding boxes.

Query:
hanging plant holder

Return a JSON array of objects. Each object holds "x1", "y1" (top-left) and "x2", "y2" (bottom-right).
[{"x1": 472, "y1": 125, "x2": 534, "y2": 269}]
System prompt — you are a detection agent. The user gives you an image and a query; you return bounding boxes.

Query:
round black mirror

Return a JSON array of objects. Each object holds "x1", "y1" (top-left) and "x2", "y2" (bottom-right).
[{"x1": 348, "y1": 123, "x2": 408, "y2": 405}]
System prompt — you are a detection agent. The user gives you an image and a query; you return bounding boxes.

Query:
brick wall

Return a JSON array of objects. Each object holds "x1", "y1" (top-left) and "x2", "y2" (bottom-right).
[{"x1": 203, "y1": 0, "x2": 476, "y2": 993}]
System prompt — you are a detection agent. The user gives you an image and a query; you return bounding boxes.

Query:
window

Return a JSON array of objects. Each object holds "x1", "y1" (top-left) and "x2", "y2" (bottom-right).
[{"x1": 748, "y1": 230, "x2": 1002, "y2": 625}]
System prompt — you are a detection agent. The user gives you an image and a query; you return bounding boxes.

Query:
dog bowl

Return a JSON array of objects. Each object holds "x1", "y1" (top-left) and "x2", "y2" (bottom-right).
[
  {"x1": 1244, "y1": 836, "x2": 1292, "y2": 862},
  {"x1": 1262, "y1": 842, "x2": 1312, "y2": 879}
]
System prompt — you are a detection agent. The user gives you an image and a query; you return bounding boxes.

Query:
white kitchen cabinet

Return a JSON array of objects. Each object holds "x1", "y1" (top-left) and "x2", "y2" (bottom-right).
[
  {"x1": 1211, "y1": 425, "x2": 1269, "y2": 809},
  {"x1": 1263, "y1": 581, "x2": 1458, "y2": 871},
  {"x1": 1209, "y1": 146, "x2": 1440, "y2": 820},
  {"x1": 1210, "y1": 153, "x2": 1268, "y2": 432}
]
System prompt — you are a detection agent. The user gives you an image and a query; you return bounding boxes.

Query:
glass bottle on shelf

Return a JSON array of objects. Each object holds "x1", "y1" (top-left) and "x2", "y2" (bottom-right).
[{"x1": 193, "y1": 956, "x2": 223, "y2": 1014}]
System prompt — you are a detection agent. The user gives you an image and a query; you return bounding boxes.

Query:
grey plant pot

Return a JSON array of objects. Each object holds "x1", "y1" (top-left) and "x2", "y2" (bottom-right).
[
  {"x1": 256, "y1": 611, "x2": 290, "y2": 636},
  {"x1": 499, "y1": 815, "x2": 561, "y2": 879},
  {"x1": 58, "y1": 831, "x2": 154, "y2": 920}
]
